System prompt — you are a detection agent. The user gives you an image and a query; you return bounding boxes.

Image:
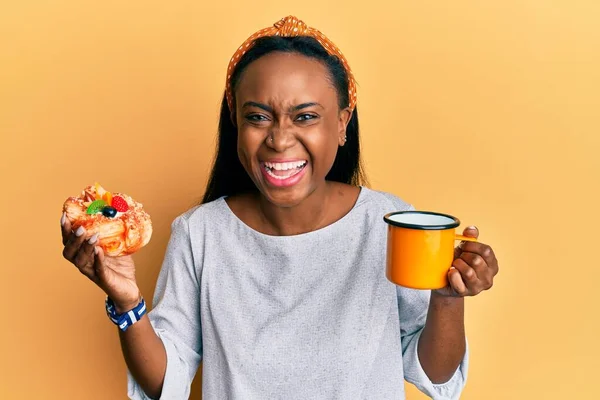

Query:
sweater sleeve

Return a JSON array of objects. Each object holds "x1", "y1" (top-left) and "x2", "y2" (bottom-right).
[
  {"x1": 397, "y1": 286, "x2": 469, "y2": 400},
  {"x1": 127, "y1": 214, "x2": 203, "y2": 399}
]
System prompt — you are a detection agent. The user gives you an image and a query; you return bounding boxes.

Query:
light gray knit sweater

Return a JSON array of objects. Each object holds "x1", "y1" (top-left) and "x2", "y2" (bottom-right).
[{"x1": 128, "y1": 188, "x2": 468, "y2": 399}]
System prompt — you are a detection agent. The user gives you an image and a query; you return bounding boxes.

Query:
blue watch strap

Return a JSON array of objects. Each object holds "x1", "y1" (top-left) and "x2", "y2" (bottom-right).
[{"x1": 105, "y1": 297, "x2": 147, "y2": 331}]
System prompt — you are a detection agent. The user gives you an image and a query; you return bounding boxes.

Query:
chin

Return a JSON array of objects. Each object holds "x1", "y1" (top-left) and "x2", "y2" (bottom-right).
[{"x1": 260, "y1": 185, "x2": 313, "y2": 208}]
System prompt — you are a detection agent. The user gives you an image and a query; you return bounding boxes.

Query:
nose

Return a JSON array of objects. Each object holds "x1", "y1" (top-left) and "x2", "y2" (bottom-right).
[{"x1": 266, "y1": 121, "x2": 296, "y2": 152}]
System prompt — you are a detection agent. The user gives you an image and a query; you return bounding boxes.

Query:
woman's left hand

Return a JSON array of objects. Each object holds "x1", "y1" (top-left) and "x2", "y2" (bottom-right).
[{"x1": 434, "y1": 226, "x2": 499, "y2": 297}]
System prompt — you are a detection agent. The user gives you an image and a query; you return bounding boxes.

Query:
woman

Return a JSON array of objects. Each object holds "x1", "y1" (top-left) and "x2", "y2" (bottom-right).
[{"x1": 60, "y1": 16, "x2": 498, "y2": 400}]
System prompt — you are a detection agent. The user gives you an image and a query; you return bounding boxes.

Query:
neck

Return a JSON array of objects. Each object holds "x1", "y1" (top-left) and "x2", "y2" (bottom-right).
[{"x1": 257, "y1": 182, "x2": 332, "y2": 236}]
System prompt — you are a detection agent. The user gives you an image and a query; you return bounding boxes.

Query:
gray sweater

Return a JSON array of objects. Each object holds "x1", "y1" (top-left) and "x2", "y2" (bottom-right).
[{"x1": 128, "y1": 188, "x2": 468, "y2": 399}]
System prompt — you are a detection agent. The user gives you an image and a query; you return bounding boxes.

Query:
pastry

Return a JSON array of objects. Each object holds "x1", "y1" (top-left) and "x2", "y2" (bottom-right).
[{"x1": 63, "y1": 183, "x2": 152, "y2": 256}]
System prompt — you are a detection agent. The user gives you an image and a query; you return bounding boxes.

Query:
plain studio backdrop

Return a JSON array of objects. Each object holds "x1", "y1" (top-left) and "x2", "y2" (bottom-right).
[{"x1": 1, "y1": 1, "x2": 599, "y2": 399}]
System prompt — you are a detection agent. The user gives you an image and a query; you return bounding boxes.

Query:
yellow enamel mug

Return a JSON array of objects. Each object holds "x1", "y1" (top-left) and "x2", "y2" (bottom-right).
[{"x1": 383, "y1": 211, "x2": 478, "y2": 290}]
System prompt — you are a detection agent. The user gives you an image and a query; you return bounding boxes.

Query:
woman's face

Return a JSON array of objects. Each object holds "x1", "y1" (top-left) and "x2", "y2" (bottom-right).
[{"x1": 235, "y1": 52, "x2": 351, "y2": 207}]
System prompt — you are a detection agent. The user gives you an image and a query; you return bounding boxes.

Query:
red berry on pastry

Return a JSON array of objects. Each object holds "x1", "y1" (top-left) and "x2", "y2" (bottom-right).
[{"x1": 111, "y1": 196, "x2": 129, "y2": 212}]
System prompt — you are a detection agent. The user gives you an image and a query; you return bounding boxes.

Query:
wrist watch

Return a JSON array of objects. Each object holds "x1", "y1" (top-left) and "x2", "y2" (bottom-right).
[{"x1": 105, "y1": 296, "x2": 147, "y2": 331}]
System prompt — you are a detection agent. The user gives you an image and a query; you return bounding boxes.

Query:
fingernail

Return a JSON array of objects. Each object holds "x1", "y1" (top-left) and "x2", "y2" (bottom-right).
[
  {"x1": 94, "y1": 246, "x2": 100, "y2": 255},
  {"x1": 75, "y1": 226, "x2": 85, "y2": 237},
  {"x1": 61, "y1": 212, "x2": 67, "y2": 226},
  {"x1": 88, "y1": 234, "x2": 98, "y2": 245},
  {"x1": 467, "y1": 225, "x2": 478, "y2": 230}
]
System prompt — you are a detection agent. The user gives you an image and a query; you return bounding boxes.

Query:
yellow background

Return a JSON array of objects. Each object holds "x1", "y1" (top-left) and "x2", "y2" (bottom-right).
[{"x1": 1, "y1": 1, "x2": 599, "y2": 399}]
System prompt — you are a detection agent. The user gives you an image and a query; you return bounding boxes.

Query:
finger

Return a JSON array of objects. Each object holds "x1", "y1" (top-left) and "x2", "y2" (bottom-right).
[
  {"x1": 462, "y1": 242, "x2": 499, "y2": 277},
  {"x1": 454, "y1": 226, "x2": 478, "y2": 258},
  {"x1": 462, "y1": 225, "x2": 479, "y2": 239},
  {"x1": 452, "y1": 257, "x2": 479, "y2": 291},
  {"x1": 481, "y1": 245, "x2": 498, "y2": 276},
  {"x1": 60, "y1": 212, "x2": 72, "y2": 245},
  {"x1": 62, "y1": 226, "x2": 87, "y2": 261},
  {"x1": 459, "y1": 251, "x2": 488, "y2": 277},
  {"x1": 74, "y1": 233, "x2": 99, "y2": 276},
  {"x1": 454, "y1": 245, "x2": 463, "y2": 259},
  {"x1": 461, "y1": 241, "x2": 495, "y2": 262},
  {"x1": 456, "y1": 241, "x2": 488, "y2": 266},
  {"x1": 461, "y1": 250, "x2": 496, "y2": 290},
  {"x1": 93, "y1": 246, "x2": 108, "y2": 282},
  {"x1": 448, "y1": 267, "x2": 468, "y2": 296}
]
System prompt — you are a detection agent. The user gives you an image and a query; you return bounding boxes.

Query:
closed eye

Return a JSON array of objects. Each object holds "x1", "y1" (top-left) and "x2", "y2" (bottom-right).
[{"x1": 245, "y1": 114, "x2": 270, "y2": 123}]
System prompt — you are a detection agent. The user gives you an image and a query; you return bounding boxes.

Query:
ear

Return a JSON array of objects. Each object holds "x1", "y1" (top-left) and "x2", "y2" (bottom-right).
[{"x1": 337, "y1": 107, "x2": 352, "y2": 146}]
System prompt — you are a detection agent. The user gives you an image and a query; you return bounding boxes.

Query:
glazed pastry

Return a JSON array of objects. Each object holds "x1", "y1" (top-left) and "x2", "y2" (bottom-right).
[{"x1": 63, "y1": 183, "x2": 152, "y2": 256}]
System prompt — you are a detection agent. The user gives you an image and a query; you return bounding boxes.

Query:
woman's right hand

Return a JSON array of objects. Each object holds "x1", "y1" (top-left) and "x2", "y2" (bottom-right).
[{"x1": 61, "y1": 212, "x2": 141, "y2": 313}]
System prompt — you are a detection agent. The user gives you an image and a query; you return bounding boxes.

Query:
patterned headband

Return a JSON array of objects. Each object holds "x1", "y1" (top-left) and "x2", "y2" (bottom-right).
[{"x1": 225, "y1": 15, "x2": 358, "y2": 113}]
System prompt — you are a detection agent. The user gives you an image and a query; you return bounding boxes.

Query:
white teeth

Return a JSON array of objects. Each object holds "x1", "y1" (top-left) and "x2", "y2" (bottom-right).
[
  {"x1": 263, "y1": 160, "x2": 307, "y2": 180},
  {"x1": 265, "y1": 161, "x2": 307, "y2": 171},
  {"x1": 265, "y1": 168, "x2": 296, "y2": 180}
]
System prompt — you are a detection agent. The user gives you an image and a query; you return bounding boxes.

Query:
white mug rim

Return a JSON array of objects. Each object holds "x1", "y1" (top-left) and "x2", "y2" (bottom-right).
[{"x1": 383, "y1": 211, "x2": 461, "y2": 230}]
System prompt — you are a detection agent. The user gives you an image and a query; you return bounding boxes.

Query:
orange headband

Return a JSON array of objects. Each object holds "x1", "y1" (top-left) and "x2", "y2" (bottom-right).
[{"x1": 225, "y1": 15, "x2": 357, "y2": 113}]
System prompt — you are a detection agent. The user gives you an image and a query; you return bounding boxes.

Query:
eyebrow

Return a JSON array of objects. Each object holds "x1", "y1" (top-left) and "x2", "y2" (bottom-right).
[
  {"x1": 292, "y1": 102, "x2": 323, "y2": 111},
  {"x1": 242, "y1": 101, "x2": 324, "y2": 113},
  {"x1": 242, "y1": 101, "x2": 273, "y2": 113}
]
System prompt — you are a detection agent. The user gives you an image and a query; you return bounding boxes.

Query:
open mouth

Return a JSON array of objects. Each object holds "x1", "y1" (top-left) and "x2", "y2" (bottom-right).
[{"x1": 263, "y1": 160, "x2": 308, "y2": 180}]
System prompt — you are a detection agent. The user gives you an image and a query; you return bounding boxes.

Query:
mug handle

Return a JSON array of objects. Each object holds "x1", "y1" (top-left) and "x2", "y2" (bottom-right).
[{"x1": 455, "y1": 234, "x2": 478, "y2": 242}]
